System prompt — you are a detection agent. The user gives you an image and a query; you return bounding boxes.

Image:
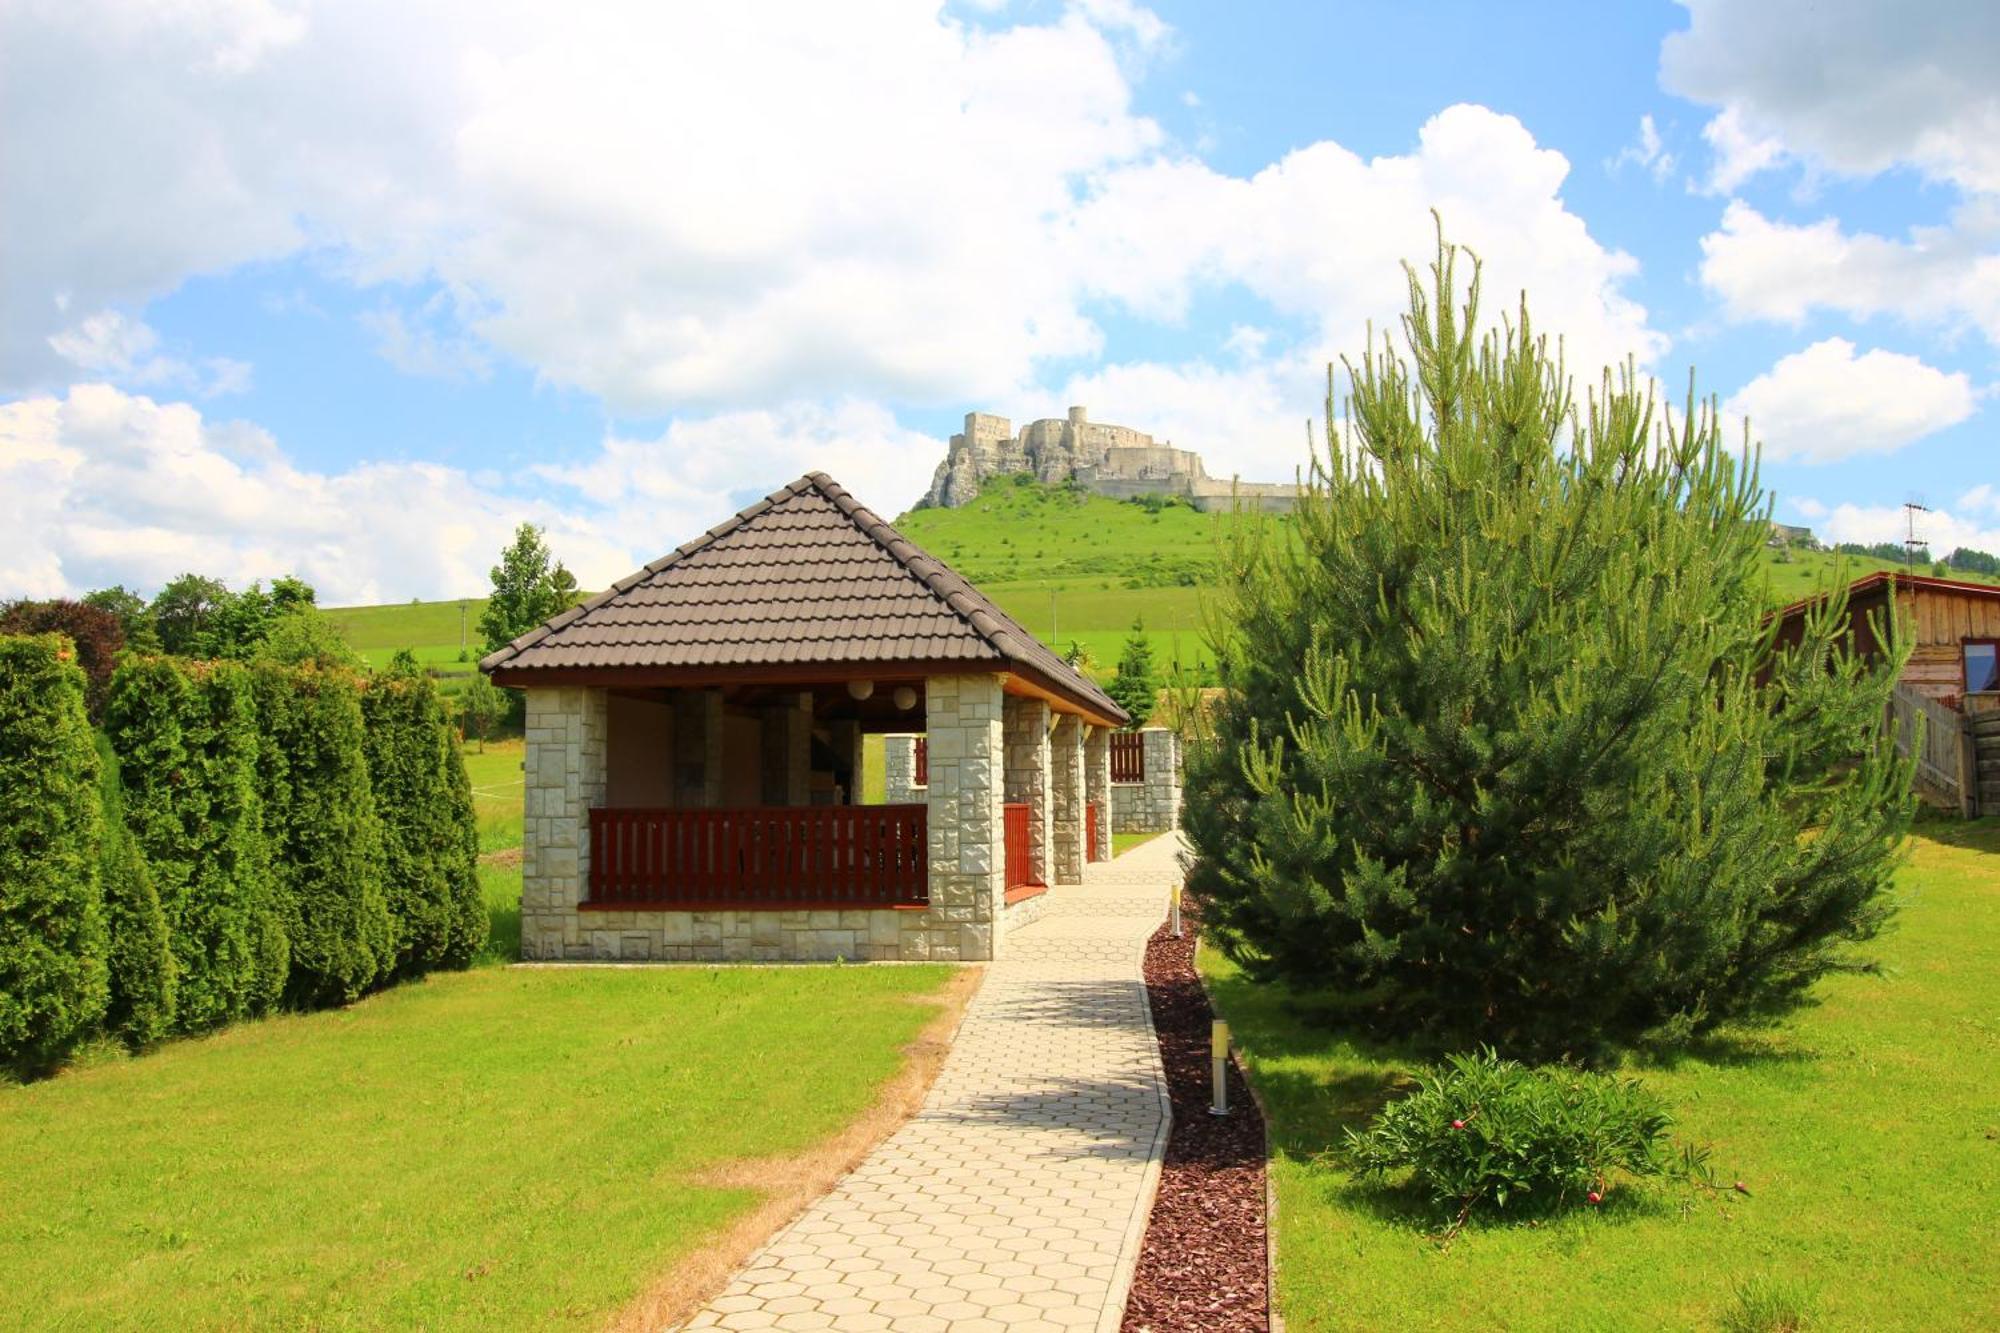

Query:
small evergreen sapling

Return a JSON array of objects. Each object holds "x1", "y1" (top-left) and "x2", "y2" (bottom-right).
[
  {"x1": 1185, "y1": 232, "x2": 1914, "y2": 1059},
  {"x1": 1106, "y1": 617, "x2": 1158, "y2": 726},
  {"x1": 0, "y1": 635, "x2": 109, "y2": 1071}
]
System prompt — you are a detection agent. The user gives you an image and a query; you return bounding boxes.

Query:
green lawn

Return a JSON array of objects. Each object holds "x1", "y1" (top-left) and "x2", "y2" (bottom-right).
[
  {"x1": 1205, "y1": 819, "x2": 2000, "y2": 1330},
  {"x1": 1112, "y1": 830, "x2": 1164, "y2": 857},
  {"x1": 463, "y1": 736, "x2": 525, "y2": 853},
  {"x1": 0, "y1": 963, "x2": 956, "y2": 1330}
]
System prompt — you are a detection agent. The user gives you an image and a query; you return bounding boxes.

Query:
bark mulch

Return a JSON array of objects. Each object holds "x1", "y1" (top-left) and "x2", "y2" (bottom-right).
[{"x1": 1122, "y1": 895, "x2": 1270, "y2": 1333}]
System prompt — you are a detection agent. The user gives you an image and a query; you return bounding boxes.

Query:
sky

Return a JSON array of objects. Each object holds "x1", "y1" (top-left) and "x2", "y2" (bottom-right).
[{"x1": 3, "y1": 0, "x2": 1997, "y2": 605}]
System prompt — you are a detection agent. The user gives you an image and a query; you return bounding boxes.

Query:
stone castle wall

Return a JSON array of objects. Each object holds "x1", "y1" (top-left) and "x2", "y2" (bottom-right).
[{"x1": 921, "y1": 405, "x2": 1297, "y2": 513}]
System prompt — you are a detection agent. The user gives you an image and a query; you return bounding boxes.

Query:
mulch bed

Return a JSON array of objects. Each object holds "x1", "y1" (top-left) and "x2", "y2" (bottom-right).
[{"x1": 1122, "y1": 895, "x2": 1270, "y2": 1332}]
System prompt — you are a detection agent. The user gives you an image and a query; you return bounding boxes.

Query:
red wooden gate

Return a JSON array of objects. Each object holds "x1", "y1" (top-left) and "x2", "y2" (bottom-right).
[
  {"x1": 1110, "y1": 731, "x2": 1144, "y2": 782},
  {"x1": 1085, "y1": 801, "x2": 1100, "y2": 861},
  {"x1": 1002, "y1": 802, "x2": 1040, "y2": 890}
]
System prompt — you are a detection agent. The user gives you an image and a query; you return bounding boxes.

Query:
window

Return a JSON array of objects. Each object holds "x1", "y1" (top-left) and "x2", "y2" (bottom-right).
[{"x1": 1966, "y1": 640, "x2": 2000, "y2": 694}]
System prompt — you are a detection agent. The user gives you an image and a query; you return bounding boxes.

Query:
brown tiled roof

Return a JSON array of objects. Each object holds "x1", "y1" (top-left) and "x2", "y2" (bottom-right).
[{"x1": 480, "y1": 473, "x2": 1128, "y2": 723}]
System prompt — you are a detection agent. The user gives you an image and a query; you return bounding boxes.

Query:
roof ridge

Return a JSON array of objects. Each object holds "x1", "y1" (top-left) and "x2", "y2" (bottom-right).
[{"x1": 480, "y1": 471, "x2": 1126, "y2": 722}]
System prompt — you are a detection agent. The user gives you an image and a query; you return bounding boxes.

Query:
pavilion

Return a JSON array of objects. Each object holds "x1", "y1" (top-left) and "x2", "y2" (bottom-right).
[{"x1": 481, "y1": 472, "x2": 1131, "y2": 962}]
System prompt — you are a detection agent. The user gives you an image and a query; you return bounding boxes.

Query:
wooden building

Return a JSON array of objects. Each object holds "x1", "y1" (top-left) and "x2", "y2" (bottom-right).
[
  {"x1": 1770, "y1": 571, "x2": 2000, "y2": 816},
  {"x1": 481, "y1": 472, "x2": 1132, "y2": 964}
]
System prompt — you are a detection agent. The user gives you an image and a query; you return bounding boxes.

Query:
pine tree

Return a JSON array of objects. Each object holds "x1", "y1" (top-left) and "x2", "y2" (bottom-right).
[
  {"x1": 1184, "y1": 233, "x2": 1914, "y2": 1060},
  {"x1": 0, "y1": 635, "x2": 109, "y2": 1071},
  {"x1": 254, "y1": 661, "x2": 391, "y2": 1006},
  {"x1": 1105, "y1": 618, "x2": 1158, "y2": 726}
]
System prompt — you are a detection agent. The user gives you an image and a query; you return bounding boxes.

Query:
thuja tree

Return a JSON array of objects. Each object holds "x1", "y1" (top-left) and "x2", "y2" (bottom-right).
[
  {"x1": 92, "y1": 736, "x2": 176, "y2": 1046},
  {"x1": 188, "y1": 661, "x2": 288, "y2": 1015},
  {"x1": 254, "y1": 662, "x2": 391, "y2": 1005},
  {"x1": 362, "y1": 665, "x2": 485, "y2": 976},
  {"x1": 105, "y1": 658, "x2": 269, "y2": 1029},
  {"x1": 1185, "y1": 238, "x2": 1913, "y2": 1059},
  {"x1": 0, "y1": 635, "x2": 109, "y2": 1070}
]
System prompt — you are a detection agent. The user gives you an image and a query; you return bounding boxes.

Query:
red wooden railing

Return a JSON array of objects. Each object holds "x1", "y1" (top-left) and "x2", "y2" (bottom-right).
[
  {"x1": 1086, "y1": 801, "x2": 1100, "y2": 862},
  {"x1": 1110, "y1": 731, "x2": 1145, "y2": 782},
  {"x1": 1002, "y1": 802, "x2": 1040, "y2": 890},
  {"x1": 914, "y1": 736, "x2": 928, "y2": 786},
  {"x1": 586, "y1": 805, "x2": 928, "y2": 910}
]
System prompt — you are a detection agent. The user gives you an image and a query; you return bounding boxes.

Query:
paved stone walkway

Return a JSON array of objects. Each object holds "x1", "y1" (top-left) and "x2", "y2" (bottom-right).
[{"x1": 681, "y1": 834, "x2": 1185, "y2": 1333}]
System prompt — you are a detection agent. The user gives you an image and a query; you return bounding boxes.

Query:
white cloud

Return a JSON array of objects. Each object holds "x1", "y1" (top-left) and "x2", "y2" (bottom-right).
[
  {"x1": 1666, "y1": 3, "x2": 2000, "y2": 350},
  {"x1": 1697, "y1": 106, "x2": 1784, "y2": 194},
  {"x1": 1698, "y1": 201, "x2": 2000, "y2": 342},
  {"x1": 0, "y1": 384, "x2": 937, "y2": 604},
  {"x1": 1663, "y1": 0, "x2": 2000, "y2": 195},
  {"x1": 1812, "y1": 502, "x2": 2000, "y2": 560},
  {"x1": 47, "y1": 309, "x2": 251, "y2": 398},
  {"x1": 3, "y1": 8, "x2": 1662, "y2": 437},
  {"x1": 1065, "y1": 105, "x2": 1668, "y2": 387},
  {"x1": 1610, "y1": 114, "x2": 1677, "y2": 185},
  {"x1": 1725, "y1": 338, "x2": 1976, "y2": 464},
  {"x1": 1958, "y1": 483, "x2": 1995, "y2": 514}
]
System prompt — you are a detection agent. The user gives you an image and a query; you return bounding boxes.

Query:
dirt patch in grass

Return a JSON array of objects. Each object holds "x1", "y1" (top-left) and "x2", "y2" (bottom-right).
[
  {"x1": 608, "y1": 964, "x2": 985, "y2": 1332},
  {"x1": 477, "y1": 846, "x2": 522, "y2": 869},
  {"x1": 1124, "y1": 895, "x2": 1269, "y2": 1333}
]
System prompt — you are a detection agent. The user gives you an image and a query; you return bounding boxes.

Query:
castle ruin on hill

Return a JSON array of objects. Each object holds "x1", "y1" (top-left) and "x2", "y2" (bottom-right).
[{"x1": 918, "y1": 406, "x2": 1299, "y2": 513}]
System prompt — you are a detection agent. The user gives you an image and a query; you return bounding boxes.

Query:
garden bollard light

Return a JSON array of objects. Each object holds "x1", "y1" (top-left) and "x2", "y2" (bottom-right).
[
  {"x1": 1171, "y1": 884, "x2": 1183, "y2": 938},
  {"x1": 1209, "y1": 1019, "x2": 1230, "y2": 1116}
]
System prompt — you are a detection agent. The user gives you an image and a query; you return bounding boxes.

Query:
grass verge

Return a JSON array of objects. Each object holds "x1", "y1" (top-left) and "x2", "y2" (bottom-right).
[
  {"x1": 1202, "y1": 820, "x2": 2000, "y2": 1330},
  {"x1": 0, "y1": 963, "x2": 962, "y2": 1329}
]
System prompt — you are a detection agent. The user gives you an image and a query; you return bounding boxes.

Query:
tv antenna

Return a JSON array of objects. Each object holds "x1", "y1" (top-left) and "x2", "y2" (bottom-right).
[{"x1": 1903, "y1": 498, "x2": 1931, "y2": 569}]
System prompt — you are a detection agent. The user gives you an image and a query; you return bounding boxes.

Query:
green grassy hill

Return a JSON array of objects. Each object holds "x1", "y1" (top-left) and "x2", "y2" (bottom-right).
[{"x1": 323, "y1": 478, "x2": 1997, "y2": 685}]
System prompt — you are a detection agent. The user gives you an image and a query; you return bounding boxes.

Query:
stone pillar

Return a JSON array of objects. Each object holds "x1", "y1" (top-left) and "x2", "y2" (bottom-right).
[
  {"x1": 673, "y1": 689, "x2": 723, "y2": 806},
  {"x1": 1084, "y1": 724, "x2": 1112, "y2": 862},
  {"x1": 760, "y1": 691, "x2": 812, "y2": 806},
  {"x1": 828, "y1": 718, "x2": 862, "y2": 804},
  {"x1": 1002, "y1": 692, "x2": 1051, "y2": 885},
  {"x1": 1049, "y1": 714, "x2": 1085, "y2": 884},
  {"x1": 521, "y1": 686, "x2": 607, "y2": 960},
  {"x1": 884, "y1": 734, "x2": 923, "y2": 804},
  {"x1": 1141, "y1": 726, "x2": 1182, "y2": 831},
  {"x1": 921, "y1": 675, "x2": 1005, "y2": 961}
]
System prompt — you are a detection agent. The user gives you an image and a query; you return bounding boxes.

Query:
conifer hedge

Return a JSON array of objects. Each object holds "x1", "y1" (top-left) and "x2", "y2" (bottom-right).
[
  {"x1": 253, "y1": 662, "x2": 391, "y2": 1005},
  {"x1": 362, "y1": 667, "x2": 486, "y2": 976},
  {"x1": 92, "y1": 736, "x2": 176, "y2": 1046},
  {"x1": 0, "y1": 635, "x2": 109, "y2": 1070},
  {"x1": 105, "y1": 657, "x2": 266, "y2": 1030}
]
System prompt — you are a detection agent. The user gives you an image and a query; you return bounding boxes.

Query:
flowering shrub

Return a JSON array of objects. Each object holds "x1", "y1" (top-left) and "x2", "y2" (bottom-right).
[{"x1": 1342, "y1": 1049, "x2": 1690, "y2": 1224}]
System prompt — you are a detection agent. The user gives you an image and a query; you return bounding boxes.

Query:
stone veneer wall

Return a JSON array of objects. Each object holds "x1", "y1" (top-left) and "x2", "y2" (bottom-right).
[
  {"x1": 884, "y1": 734, "x2": 924, "y2": 804},
  {"x1": 518, "y1": 677, "x2": 1009, "y2": 962},
  {"x1": 1109, "y1": 727, "x2": 1182, "y2": 834},
  {"x1": 916, "y1": 675, "x2": 1006, "y2": 961},
  {"x1": 1049, "y1": 715, "x2": 1084, "y2": 884},
  {"x1": 1084, "y1": 725, "x2": 1112, "y2": 862},
  {"x1": 521, "y1": 687, "x2": 608, "y2": 961},
  {"x1": 1002, "y1": 693, "x2": 1051, "y2": 885}
]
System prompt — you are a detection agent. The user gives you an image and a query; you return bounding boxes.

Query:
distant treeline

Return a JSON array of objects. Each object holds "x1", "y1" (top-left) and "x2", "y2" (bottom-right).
[{"x1": 1829, "y1": 542, "x2": 1999, "y2": 575}]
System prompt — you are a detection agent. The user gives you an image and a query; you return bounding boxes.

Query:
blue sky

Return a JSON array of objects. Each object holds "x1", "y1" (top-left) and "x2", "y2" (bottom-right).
[{"x1": 3, "y1": 0, "x2": 1995, "y2": 604}]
